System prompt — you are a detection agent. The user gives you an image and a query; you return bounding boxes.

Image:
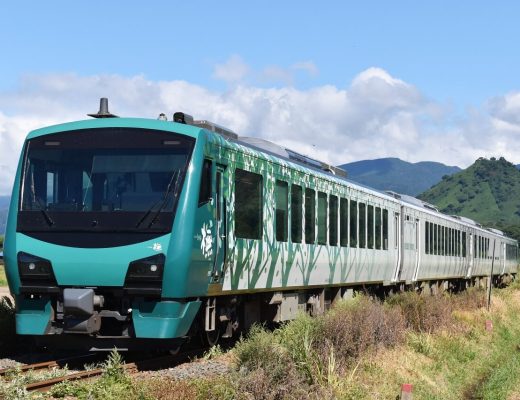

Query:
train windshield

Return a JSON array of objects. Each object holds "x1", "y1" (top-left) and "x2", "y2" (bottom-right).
[{"x1": 19, "y1": 128, "x2": 195, "y2": 232}]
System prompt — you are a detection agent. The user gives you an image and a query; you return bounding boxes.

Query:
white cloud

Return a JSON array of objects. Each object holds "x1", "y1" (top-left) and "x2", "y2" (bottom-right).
[
  {"x1": 291, "y1": 61, "x2": 319, "y2": 76},
  {"x1": 1, "y1": 67, "x2": 520, "y2": 195},
  {"x1": 212, "y1": 55, "x2": 249, "y2": 84}
]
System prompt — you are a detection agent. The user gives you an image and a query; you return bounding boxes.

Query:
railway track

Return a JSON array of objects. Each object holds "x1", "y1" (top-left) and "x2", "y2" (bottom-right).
[{"x1": 0, "y1": 348, "x2": 207, "y2": 392}]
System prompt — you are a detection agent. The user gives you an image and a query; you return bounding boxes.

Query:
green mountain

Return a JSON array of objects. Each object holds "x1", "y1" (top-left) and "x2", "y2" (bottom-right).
[
  {"x1": 418, "y1": 157, "x2": 520, "y2": 239},
  {"x1": 339, "y1": 158, "x2": 461, "y2": 196}
]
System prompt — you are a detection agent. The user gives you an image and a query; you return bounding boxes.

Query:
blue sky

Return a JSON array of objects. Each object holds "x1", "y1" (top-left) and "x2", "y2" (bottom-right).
[
  {"x1": 3, "y1": 1, "x2": 520, "y2": 104},
  {"x1": 1, "y1": 1, "x2": 520, "y2": 194}
]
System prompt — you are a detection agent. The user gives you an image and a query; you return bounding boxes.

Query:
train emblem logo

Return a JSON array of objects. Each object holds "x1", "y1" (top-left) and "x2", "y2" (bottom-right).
[
  {"x1": 148, "y1": 243, "x2": 162, "y2": 252},
  {"x1": 200, "y1": 221, "x2": 213, "y2": 259}
]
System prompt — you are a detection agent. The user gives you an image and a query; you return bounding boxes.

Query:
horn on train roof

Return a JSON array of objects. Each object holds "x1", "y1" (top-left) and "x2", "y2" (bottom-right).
[{"x1": 88, "y1": 98, "x2": 119, "y2": 118}]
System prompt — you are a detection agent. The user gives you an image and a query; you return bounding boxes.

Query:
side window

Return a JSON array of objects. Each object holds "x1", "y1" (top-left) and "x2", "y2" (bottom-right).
[
  {"x1": 383, "y1": 209, "x2": 388, "y2": 250},
  {"x1": 436, "y1": 224, "x2": 441, "y2": 255},
  {"x1": 462, "y1": 231, "x2": 466, "y2": 257},
  {"x1": 375, "y1": 207, "x2": 382, "y2": 249},
  {"x1": 305, "y1": 188, "x2": 315, "y2": 244},
  {"x1": 425, "y1": 221, "x2": 430, "y2": 254},
  {"x1": 234, "y1": 169, "x2": 262, "y2": 240},
  {"x1": 329, "y1": 195, "x2": 338, "y2": 246},
  {"x1": 275, "y1": 180, "x2": 288, "y2": 242},
  {"x1": 198, "y1": 159, "x2": 212, "y2": 206},
  {"x1": 350, "y1": 200, "x2": 358, "y2": 247},
  {"x1": 317, "y1": 192, "x2": 327, "y2": 245},
  {"x1": 359, "y1": 203, "x2": 366, "y2": 248},
  {"x1": 340, "y1": 198, "x2": 349, "y2": 247},
  {"x1": 291, "y1": 184, "x2": 303, "y2": 243},
  {"x1": 367, "y1": 205, "x2": 374, "y2": 249},
  {"x1": 430, "y1": 222, "x2": 435, "y2": 254}
]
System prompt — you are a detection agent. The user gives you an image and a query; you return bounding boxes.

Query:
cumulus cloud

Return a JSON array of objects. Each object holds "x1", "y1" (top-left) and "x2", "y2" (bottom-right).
[{"x1": 1, "y1": 67, "x2": 520, "y2": 195}]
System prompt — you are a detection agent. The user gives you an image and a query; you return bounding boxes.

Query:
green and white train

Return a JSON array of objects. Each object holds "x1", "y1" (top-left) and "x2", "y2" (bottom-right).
[{"x1": 4, "y1": 99, "x2": 518, "y2": 349}]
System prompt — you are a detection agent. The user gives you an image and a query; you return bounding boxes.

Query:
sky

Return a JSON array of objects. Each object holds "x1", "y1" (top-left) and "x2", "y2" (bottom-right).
[{"x1": 1, "y1": 1, "x2": 520, "y2": 195}]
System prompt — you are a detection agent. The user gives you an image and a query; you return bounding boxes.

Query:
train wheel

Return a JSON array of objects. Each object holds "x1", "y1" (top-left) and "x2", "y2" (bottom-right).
[
  {"x1": 169, "y1": 345, "x2": 182, "y2": 355},
  {"x1": 204, "y1": 328, "x2": 221, "y2": 347}
]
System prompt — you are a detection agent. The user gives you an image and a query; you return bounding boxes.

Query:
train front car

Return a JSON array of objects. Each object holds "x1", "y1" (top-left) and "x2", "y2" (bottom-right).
[{"x1": 3, "y1": 115, "x2": 213, "y2": 349}]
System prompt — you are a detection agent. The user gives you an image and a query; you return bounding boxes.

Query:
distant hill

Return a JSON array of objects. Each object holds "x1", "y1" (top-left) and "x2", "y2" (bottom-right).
[
  {"x1": 419, "y1": 157, "x2": 520, "y2": 238},
  {"x1": 338, "y1": 157, "x2": 461, "y2": 196}
]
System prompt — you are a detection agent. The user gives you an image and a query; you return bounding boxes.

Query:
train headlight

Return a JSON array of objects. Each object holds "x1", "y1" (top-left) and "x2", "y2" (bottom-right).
[
  {"x1": 18, "y1": 252, "x2": 56, "y2": 283},
  {"x1": 125, "y1": 254, "x2": 165, "y2": 283}
]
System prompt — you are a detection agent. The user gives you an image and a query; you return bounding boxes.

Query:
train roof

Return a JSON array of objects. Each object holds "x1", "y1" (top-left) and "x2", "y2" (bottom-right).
[{"x1": 26, "y1": 99, "x2": 517, "y2": 244}]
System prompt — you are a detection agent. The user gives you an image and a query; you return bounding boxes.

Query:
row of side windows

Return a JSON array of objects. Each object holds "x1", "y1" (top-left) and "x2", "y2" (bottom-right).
[
  {"x1": 234, "y1": 168, "x2": 389, "y2": 249},
  {"x1": 474, "y1": 235, "x2": 491, "y2": 259},
  {"x1": 425, "y1": 221, "x2": 467, "y2": 257}
]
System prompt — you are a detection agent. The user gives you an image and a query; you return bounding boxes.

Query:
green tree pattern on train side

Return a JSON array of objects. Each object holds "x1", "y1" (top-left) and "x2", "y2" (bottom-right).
[{"x1": 202, "y1": 133, "x2": 398, "y2": 293}]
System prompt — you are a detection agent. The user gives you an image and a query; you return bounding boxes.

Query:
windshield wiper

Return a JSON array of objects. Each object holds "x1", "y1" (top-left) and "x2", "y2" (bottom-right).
[
  {"x1": 134, "y1": 170, "x2": 179, "y2": 229},
  {"x1": 33, "y1": 197, "x2": 55, "y2": 227},
  {"x1": 147, "y1": 170, "x2": 182, "y2": 228}
]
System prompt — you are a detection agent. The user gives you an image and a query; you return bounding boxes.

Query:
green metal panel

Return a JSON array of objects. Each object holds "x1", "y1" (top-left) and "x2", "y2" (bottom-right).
[
  {"x1": 15, "y1": 297, "x2": 52, "y2": 335},
  {"x1": 13, "y1": 233, "x2": 171, "y2": 289},
  {"x1": 132, "y1": 300, "x2": 201, "y2": 338},
  {"x1": 25, "y1": 118, "x2": 202, "y2": 140}
]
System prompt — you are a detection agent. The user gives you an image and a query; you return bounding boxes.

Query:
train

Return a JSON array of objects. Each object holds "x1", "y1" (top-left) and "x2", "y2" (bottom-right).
[{"x1": 3, "y1": 98, "x2": 518, "y2": 350}]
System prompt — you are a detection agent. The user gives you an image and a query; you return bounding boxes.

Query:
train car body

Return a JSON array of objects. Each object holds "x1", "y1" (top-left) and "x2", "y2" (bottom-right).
[{"x1": 4, "y1": 103, "x2": 518, "y2": 349}]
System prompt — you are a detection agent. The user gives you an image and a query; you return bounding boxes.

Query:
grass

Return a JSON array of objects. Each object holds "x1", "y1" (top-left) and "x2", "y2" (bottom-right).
[
  {"x1": 0, "y1": 264, "x2": 7, "y2": 286},
  {"x1": 3, "y1": 286, "x2": 520, "y2": 399}
]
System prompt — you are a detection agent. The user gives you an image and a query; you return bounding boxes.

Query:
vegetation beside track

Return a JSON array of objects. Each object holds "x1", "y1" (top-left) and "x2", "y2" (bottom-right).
[{"x1": 3, "y1": 284, "x2": 520, "y2": 399}]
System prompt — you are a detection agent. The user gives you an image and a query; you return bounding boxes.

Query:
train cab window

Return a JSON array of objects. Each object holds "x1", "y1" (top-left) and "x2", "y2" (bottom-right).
[
  {"x1": 275, "y1": 180, "x2": 288, "y2": 242},
  {"x1": 383, "y1": 209, "x2": 388, "y2": 250},
  {"x1": 329, "y1": 195, "x2": 338, "y2": 246},
  {"x1": 291, "y1": 185, "x2": 303, "y2": 243},
  {"x1": 462, "y1": 232, "x2": 467, "y2": 257},
  {"x1": 235, "y1": 169, "x2": 263, "y2": 240},
  {"x1": 359, "y1": 203, "x2": 366, "y2": 248},
  {"x1": 198, "y1": 159, "x2": 212, "y2": 206},
  {"x1": 305, "y1": 188, "x2": 316, "y2": 244},
  {"x1": 425, "y1": 224, "x2": 428, "y2": 254},
  {"x1": 350, "y1": 200, "x2": 358, "y2": 247},
  {"x1": 317, "y1": 192, "x2": 327, "y2": 245},
  {"x1": 367, "y1": 205, "x2": 374, "y2": 249},
  {"x1": 375, "y1": 207, "x2": 382, "y2": 249},
  {"x1": 340, "y1": 198, "x2": 349, "y2": 247}
]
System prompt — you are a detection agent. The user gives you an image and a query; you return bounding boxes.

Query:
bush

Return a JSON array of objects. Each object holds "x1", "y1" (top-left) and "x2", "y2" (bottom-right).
[
  {"x1": 320, "y1": 296, "x2": 406, "y2": 365},
  {"x1": 0, "y1": 296, "x2": 16, "y2": 357},
  {"x1": 387, "y1": 291, "x2": 453, "y2": 333}
]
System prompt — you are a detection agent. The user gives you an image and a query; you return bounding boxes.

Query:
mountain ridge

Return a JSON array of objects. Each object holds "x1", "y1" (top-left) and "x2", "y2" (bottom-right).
[{"x1": 339, "y1": 157, "x2": 461, "y2": 196}]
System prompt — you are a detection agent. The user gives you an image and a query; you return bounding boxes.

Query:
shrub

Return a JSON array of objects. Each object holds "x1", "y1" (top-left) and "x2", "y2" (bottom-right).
[
  {"x1": 320, "y1": 296, "x2": 406, "y2": 366},
  {"x1": 387, "y1": 291, "x2": 453, "y2": 333},
  {"x1": 0, "y1": 296, "x2": 16, "y2": 357}
]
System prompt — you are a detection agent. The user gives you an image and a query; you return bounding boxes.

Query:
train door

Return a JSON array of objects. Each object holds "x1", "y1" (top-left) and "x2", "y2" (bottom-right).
[
  {"x1": 211, "y1": 164, "x2": 227, "y2": 281},
  {"x1": 392, "y1": 211, "x2": 401, "y2": 282},
  {"x1": 466, "y1": 233, "x2": 474, "y2": 278},
  {"x1": 502, "y1": 242, "x2": 506, "y2": 274},
  {"x1": 412, "y1": 218, "x2": 421, "y2": 281},
  {"x1": 400, "y1": 213, "x2": 417, "y2": 282}
]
